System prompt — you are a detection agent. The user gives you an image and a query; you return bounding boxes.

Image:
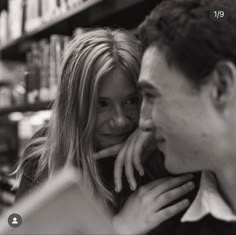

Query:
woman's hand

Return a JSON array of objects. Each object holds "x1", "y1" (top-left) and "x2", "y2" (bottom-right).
[
  {"x1": 113, "y1": 174, "x2": 194, "y2": 235},
  {"x1": 94, "y1": 143, "x2": 124, "y2": 160},
  {"x1": 114, "y1": 128, "x2": 156, "y2": 192}
]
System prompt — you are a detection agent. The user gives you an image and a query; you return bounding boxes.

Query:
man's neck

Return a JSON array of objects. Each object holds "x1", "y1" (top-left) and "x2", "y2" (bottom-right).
[{"x1": 215, "y1": 167, "x2": 236, "y2": 214}]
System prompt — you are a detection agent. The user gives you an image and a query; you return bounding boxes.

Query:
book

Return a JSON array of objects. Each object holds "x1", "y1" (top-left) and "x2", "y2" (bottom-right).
[
  {"x1": 41, "y1": 0, "x2": 50, "y2": 23},
  {"x1": 39, "y1": 39, "x2": 50, "y2": 101},
  {"x1": 0, "y1": 166, "x2": 115, "y2": 234},
  {"x1": 49, "y1": 35, "x2": 65, "y2": 100},
  {"x1": 24, "y1": 35, "x2": 71, "y2": 103},
  {"x1": 25, "y1": 0, "x2": 42, "y2": 32},
  {"x1": 60, "y1": 0, "x2": 70, "y2": 13},
  {"x1": 0, "y1": 10, "x2": 9, "y2": 46},
  {"x1": 8, "y1": 0, "x2": 24, "y2": 40},
  {"x1": 26, "y1": 43, "x2": 41, "y2": 104}
]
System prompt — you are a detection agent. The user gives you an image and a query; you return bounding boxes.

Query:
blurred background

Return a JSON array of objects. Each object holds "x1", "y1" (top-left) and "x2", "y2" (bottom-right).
[{"x1": 0, "y1": 0, "x2": 161, "y2": 214}]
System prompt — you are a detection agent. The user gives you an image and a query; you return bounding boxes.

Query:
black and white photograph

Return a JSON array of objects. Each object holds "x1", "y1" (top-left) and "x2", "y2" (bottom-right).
[{"x1": 0, "y1": 0, "x2": 235, "y2": 234}]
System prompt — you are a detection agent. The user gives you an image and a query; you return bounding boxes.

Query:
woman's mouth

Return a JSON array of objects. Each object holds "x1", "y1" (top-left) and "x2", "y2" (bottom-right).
[
  {"x1": 101, "y1": 130, "x2": 134, "y2": 144},
  {"x1": 100, "y1": 134, "x2": 128, "y2": 146},
  {"x1": 109, "y1": 132, "x2": 130, "y2": 138},
  {"x1": 102, "y1": 129, "x2": 134, "y2": 138}
]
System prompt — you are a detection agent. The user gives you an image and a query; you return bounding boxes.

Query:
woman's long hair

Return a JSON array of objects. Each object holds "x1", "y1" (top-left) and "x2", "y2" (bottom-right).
[{"x1": 15, "y1": 28, "x2": 142, "y2": 210}]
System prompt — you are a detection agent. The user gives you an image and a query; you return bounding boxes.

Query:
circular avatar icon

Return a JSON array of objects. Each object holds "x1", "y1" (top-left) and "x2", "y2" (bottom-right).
[{"x1": 8, "y1": 213, "x2": 22, "y2": 228}]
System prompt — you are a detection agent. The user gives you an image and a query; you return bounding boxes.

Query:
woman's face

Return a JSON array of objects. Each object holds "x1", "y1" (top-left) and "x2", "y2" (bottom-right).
[{"x1": 94, "y1": 67, "x2": 141, "y2": 150}]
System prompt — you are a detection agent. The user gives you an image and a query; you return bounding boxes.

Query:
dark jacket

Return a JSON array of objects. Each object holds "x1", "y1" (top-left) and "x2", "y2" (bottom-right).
[
  {"x1": 16, "y1": 157, "x2": 236, "y2": 235},
  {"x1": 16, "y1": 128, "x2": 236, "y2": 235}
]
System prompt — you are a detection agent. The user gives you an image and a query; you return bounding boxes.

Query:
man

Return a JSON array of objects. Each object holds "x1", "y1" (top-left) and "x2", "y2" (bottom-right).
[{"x1": 138, "y1": 0, "x2": 236, "y2": 234}]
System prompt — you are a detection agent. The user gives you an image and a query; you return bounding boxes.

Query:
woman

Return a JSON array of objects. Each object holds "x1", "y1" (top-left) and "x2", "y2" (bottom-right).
[{"x1": 15, "y1": 28, "x2": 195, "y2": 234}]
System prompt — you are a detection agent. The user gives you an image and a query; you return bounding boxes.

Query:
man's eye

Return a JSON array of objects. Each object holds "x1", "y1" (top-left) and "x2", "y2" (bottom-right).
[
  {"x1": 124, "y1": 96, "x2": 140, "y2": 105},
  {"x1": 143, "y1": 92, "x2": 155, "y2": 103}
]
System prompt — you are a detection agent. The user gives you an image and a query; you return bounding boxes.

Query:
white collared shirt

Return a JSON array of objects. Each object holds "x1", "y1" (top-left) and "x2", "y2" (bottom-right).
[{"x1": 181, "y1": 171, "x2": 236, "y2": 222}]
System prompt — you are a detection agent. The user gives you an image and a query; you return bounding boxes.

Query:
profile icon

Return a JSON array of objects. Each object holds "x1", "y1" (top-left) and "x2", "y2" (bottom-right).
[
  {"x1": 8, "y1": 213, "x2": 22, "y2": 228},
  {"x1": 12, "y1": 217, "x2": 18, "y2": 224}
]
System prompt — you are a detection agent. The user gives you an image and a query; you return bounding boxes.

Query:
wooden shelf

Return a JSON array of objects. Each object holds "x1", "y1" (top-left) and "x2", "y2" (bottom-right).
[
  {"x1": 0, "y1": 101, "x2": 52, "y2": 115},
  {"x1": 0, "y1": 0, "x2": 153, "y2": 61}
]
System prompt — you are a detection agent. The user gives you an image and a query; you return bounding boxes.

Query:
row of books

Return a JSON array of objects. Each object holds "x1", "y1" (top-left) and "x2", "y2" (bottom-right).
[
  {"x1": 0, "y1": 81, "x2": 27, "y2": 109},
  {"x1": 0, "y1": 0, "x2": 102, "y2": 47},
  {"x1": 0, "y1": 61, "x2": 26, "y2": 109},
  {"x1": 0, "y1": 27, "x2": 86, "y2": 109},
  {"x1": 0, "y1": 34, "x2": 69, "y2": 107},
  {"x1": 0, "y1": 86, "x2": 12, "y2": 108},
  {"x1": 26, "y1": 34, "x2": 70, "y2": 103}
]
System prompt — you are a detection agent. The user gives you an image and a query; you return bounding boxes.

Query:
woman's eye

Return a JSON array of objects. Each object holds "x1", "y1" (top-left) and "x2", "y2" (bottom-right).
[{"x1": 98, "y1": 100, "x2": 109, "y2": 108}]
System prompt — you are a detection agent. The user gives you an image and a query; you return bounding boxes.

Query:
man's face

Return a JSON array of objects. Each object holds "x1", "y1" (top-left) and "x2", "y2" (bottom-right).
[
  {"x1": 94, "y1": 67, "x2": 140, "y2": 150},
  {"x1": 139, "y1": 46, "x2": 224, "y2": 174}
]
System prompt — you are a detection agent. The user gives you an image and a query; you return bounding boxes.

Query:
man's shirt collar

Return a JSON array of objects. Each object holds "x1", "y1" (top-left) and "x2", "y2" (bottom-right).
[{"x1": 181, "y1": 171, "x2": 236, "y2": 222}]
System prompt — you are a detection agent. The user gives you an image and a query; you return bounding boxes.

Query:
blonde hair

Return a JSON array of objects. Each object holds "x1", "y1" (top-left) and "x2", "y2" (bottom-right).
[{"x1": 16, "y1": 28, "x2": 142, "y2": 210}]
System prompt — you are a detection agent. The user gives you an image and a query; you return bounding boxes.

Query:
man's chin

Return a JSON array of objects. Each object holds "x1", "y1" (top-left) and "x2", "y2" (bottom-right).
[{"x1": 164, "y1": 154, "x2": 184, "y2": 175}]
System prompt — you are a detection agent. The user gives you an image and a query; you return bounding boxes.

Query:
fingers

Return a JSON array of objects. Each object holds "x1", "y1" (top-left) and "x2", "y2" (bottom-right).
[
  {"x1": 123, "y1": 129, "x2": 149, "y2": 191},
  {"x1": 132, "y1": 130, "x2": 153, "y2": 176},
  {"x1": 132, "y1": 132, "x2": 145, "y2": 176},
  {"x1": 152, "y1": 181, "x2": 194, "y2": 212},
  {"x1": 138, "y1": 174, "x2": 193, "y2": 195},
  {"x1": 117, "y1": 174, "x2": 194, "y2": 234},
  {"x1": 151, "y1": 199, "x2": 190, "y2": 227},
  {"x1": 133, "y1": 131, "x2": 153, "y2": 174},
  {"x1": 114, "y1": 146, "x2": 126, "y2": 192},
  {"x1": 114, "y1": 130, "x2": 138, "y2": 192},
  {"x1": 148, "y1": 174, "x2": 194, "y2": 200},
  {"x1": 94, "y1": 143, "x2": 124, "y2": 159},
  {"x1": 137, "y1": 177, "x2": 171, "y2": 195},
  {"x1": 114, "y1": 128, "x2": 154, "y2": 192},
  {"x1": 124, "y1": 133, "x2": 139, "y2": 191}
]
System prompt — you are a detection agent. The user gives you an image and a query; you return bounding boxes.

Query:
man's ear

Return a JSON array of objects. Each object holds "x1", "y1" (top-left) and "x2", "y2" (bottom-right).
[{"x1": 209, "y1": 61, "x2": 236, "y2": 110}]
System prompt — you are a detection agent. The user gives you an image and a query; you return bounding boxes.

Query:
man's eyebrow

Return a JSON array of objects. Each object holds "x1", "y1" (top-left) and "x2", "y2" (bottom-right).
[
  {"x1": 138, "y1": 80, "x2": 162, "y2": 97},
  {"x1": 138, "y1": 81, "x2": 156, "y2": 91}
]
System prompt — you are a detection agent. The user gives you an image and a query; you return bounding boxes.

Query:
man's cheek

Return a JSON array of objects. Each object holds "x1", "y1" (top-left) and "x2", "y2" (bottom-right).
[{"x1": 153, "y1": 106, "x2": 173, "y2": 130}]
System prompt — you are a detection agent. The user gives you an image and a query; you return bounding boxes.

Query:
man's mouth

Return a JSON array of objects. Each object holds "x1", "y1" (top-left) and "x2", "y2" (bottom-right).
[{"x1": 155, "y1": 137, "x2": 166, "y2": 152}]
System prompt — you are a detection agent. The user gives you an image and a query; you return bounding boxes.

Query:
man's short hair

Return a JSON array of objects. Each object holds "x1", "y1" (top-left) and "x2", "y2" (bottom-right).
[{"x1": 139, "y1": 0, "x2": 236, "y2": 87}]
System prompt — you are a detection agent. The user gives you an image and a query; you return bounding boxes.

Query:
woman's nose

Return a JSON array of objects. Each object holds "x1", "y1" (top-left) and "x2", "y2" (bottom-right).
[{"x1": 110, "y1": 106, "x2": 129, "y2": 129}]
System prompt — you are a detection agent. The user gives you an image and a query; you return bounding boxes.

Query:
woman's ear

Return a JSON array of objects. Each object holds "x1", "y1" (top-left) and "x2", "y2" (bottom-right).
[{"x1": 209, "y1": 61, "x2": 236, "y2": 110}]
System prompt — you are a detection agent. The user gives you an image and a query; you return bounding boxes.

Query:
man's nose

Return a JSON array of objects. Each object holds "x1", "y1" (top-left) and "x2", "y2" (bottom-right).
[
  {"x1": 139, "y1": 103, "x2": 154, "y2": 132},
  {"x1": 110, "y1": 105, "x2": 129, "y2": 129}
]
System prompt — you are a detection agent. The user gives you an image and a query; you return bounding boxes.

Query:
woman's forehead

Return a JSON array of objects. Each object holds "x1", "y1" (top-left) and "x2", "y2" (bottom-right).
[{"x1": 98, "y1": 68, "x2": 137, "y2": 99}]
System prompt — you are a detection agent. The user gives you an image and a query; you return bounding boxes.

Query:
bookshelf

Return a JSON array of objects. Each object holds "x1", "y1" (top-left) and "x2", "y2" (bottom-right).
[
  {"x1": 0, "y1": 101, "x2": 52, "y2": 115},
  {"x1": 0, "y1": 0, "x2": 158, "y2": 61},
  {"x1": 0, "y1": 0, "x2": 103, "y2": 60},
  {"x1": 0, "y1": 0, "x2": 159, "y2": 113}
]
